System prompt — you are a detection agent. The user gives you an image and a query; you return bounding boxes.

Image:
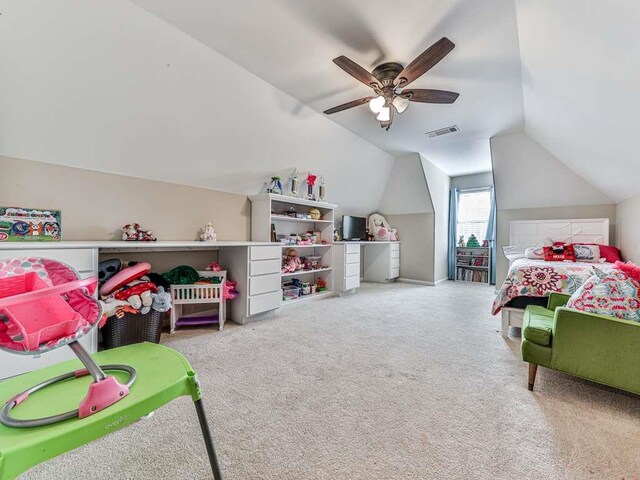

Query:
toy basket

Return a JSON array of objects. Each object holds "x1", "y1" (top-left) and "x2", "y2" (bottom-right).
[
  {"x1": 101, "y1": 310, "x2": 163, "y2": 349},
  {"x1": 282, "y1": 286, "x2": 300, "y2": 301}
]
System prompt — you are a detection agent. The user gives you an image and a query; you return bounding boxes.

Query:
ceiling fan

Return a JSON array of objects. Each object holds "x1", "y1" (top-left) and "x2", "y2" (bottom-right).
[{"x1": 323, "y1": 37, "x2": 459, "y2": 131}]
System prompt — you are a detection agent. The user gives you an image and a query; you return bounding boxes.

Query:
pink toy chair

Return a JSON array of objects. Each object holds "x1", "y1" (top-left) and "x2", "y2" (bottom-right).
[{"x1": 0, "y1": 257, "x2": 134, "y2": 427}]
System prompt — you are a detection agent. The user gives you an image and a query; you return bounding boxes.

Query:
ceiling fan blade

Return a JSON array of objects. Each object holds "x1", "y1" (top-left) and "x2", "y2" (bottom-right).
[
  {"x1": 333, "y1": 56, "x2": 381, "y2": 89},
  {"x1": 323, "y1": 97, "x2": 373, "y2": 115},
  {"x1": 401, "y1": 89, "x2": 459, "y2": 104},
  {"x1": 394, "y1": 37, "x2": 455, "y2": 88}
]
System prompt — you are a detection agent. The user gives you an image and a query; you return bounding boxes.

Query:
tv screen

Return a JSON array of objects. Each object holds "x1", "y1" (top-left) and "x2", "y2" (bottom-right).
[{"x1": 342, "y1": 215, "x2": 367, "y2": 241}]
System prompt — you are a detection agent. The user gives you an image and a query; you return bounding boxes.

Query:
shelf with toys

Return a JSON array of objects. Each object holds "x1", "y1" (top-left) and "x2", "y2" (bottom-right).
[
  {"x1": 455, "y1": 234, "x2": 491, "y2": 284},
  {"x1": 250, "y1": 182, "x2": 337, "y2": 303}
]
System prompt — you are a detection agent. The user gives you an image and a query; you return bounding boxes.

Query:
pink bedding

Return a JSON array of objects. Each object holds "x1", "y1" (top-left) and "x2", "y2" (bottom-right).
[{"x1": 492, "y1": 259, "x2": 614, "y2": 315}]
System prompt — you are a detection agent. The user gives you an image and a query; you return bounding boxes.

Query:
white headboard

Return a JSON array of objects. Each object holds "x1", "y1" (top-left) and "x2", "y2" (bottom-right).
[{"x1": 510, "y1": 218, "x2": 610, "y2": 246}]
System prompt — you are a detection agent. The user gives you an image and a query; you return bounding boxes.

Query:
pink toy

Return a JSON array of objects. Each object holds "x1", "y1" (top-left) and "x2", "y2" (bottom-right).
[
  {"x1": 0, "y1": 257, "x2": 135, "y2": 427},
  {"x1": 281, "y1": 248, "x2": 303, "y2": 273},
  {"x1": 222, "y1": 280, "x2": 238, "y2": 300},
  {"x1": 99, "y1": 262, "x2": 151, "y2": 297},
  {"x1": 206, "y1": 262, "x2": 222, "y2": 272}
]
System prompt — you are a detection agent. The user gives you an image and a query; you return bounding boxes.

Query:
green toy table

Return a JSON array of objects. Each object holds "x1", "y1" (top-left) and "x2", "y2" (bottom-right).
[{"x1": 0, "y1": 342, "x2": 222, "y2": 480}]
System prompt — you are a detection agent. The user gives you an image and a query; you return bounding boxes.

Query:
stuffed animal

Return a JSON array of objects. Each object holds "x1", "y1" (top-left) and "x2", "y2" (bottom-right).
[
  {"x1": 308, "y1": 208, "x2": 321, "y2": 220},
  {"x1": 368, "y1": 214, "x2": 398, "y2": 242},
  {"x1": 151, "y1": 286, "x2": 172, "y2": 313},
  {"x1": 122, "y1": 223, "x2": 157, "y2": 241},
  {"x1": 281, "y1": 248, "x2": 303, "y2": 273},
  {"x1": 114, "y1": 279, "x2": 157, "y2": 314},
  {"x1": 200, "y1": 222, "x2": 217, "y2": 242}
]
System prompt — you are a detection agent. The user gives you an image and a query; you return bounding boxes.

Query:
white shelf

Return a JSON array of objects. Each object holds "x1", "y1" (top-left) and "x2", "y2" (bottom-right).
[
  {"x1": 271, "y1": 215, "x2": 333, "y2": 224},
  {"x1": 281, "y1": 267, "x2": 332, "y2": 278},
  {"x1": 281, "y1": 290, "x2": 334, "y2": 306},
  {"x1": 457, "y1": 265, "x2": 489, "y2": 269},
  {"x1": 250, "y1": 193, "x2": 338, "y2": 209}
]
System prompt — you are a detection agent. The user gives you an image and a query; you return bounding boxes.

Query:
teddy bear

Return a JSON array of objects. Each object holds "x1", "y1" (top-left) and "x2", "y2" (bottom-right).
[
  {"x1": 151, "y1": 286, "x2": 172, "y2": 313},
  {"x1": 368, "y1": 213, "x2": 398, "y2": 242}
]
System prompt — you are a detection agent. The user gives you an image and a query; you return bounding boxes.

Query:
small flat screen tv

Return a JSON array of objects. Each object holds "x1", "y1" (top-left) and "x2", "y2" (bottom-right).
[{"x1": 342, "y1": 215, "x2": 367, "y2": 241}]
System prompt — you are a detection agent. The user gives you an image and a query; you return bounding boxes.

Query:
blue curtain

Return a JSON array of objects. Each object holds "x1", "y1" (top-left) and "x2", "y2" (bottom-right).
[
  {"x1": 448, "y1": 188, "x2": 460, "y2": 280},
  {"x1": 485, "y1": 187, "x2": 497, "y2": 285}
]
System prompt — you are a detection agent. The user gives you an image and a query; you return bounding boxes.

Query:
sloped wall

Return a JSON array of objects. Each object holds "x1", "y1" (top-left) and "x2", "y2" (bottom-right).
[
  {"x1": 0, "y1": 0, "x2": 394, "y2": 215},
  {"x1": 421, "y1": 156, "x2": 451, "y2": 283},
  {"x1": 379, "y1": 154, "x2": 435, "y2": 283},
  {"x1": 491, "y1": 132, "x2": 615, "y2": 284}
]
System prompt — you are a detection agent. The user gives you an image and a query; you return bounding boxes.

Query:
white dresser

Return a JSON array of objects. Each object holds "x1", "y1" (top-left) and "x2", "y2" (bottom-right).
[
  {"x1": 219, "y1": 245, "x2": 283, "y2": 324},
  {"x1": 364, "y1": 242, "x2": 400, "y2": 283},
  {"x1": 0, "y1": 246, "x2": 99, "y2": 379},
  {"x1": 334, "y1": 243, "x2": 361, "y2": 294}
]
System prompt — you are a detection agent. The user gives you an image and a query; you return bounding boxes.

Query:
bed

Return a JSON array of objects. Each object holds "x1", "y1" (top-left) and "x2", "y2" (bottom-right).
[{"x1": 496, "y1": 218, "x2": 612, "y2": 337}]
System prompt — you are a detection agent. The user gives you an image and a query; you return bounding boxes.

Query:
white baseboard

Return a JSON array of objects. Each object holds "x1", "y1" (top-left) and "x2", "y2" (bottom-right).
[{"x1": 398, "y1": 278, "x2": 449, "y2": 286}]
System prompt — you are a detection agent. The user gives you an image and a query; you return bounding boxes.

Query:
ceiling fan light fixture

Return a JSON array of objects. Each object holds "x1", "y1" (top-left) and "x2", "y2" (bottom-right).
[
  {"x1": 376, "y1": 106, "x2": 391, "y2": 122},
  {"x1": 368, "y1": 95, "x2": 385, "y2": 114},
  {"x1": 392, "y1": 95, "x2": 409, "y2": 114}
]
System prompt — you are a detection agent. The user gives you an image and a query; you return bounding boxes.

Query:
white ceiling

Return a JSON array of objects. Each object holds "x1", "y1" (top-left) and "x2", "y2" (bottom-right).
[
  {"x1": 516, "y1": 0, "x2": 640, "y2": 202},
  {"x1": 130, "y1": 0, "x2": 525, "y2": 176}
]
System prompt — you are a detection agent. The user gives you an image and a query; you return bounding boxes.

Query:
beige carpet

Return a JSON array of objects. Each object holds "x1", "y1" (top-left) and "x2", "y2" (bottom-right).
[{"x1": 20, "y1": 282, "x2": 640, "y2": 479}]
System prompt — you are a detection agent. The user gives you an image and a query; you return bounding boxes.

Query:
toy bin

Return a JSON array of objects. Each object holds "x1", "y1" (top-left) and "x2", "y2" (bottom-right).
[
  {"x1": 101, "y1": 310, "x2": 163, "y2": 349},
  {"x1": 282, "y1": 286, "x2": 300, "y2": 302},
  {"x1": 304, "y1": 255, "x2": 323, "y2": 270}
]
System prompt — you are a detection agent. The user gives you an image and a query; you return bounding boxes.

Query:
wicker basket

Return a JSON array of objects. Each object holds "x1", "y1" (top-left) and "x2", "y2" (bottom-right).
[{"x1": 102, "y1": 310, "x2": 164, "y2": 349}]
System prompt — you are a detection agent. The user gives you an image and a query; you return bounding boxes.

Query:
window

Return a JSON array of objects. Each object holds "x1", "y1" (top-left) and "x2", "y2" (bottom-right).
[{"x1": 457, "y1": 190, "x2": 491, "y2": 243}]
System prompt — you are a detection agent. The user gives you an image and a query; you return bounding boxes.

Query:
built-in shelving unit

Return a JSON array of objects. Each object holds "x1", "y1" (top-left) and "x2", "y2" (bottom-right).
[
  {"x1": 456, "y1": 246, "x2": 491, "y2": 284},
  {"x1": 249, "y1": 193, "x2": 337, "y2": 304}
]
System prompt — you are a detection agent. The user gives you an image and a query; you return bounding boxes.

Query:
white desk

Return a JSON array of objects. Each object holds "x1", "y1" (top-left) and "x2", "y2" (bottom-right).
[
  {"x1": 0, "y1": 240, "x2": 279, "y2": 378},
  {"x1": 333, "y1": 241, "x2": 400, "y2": 294}
]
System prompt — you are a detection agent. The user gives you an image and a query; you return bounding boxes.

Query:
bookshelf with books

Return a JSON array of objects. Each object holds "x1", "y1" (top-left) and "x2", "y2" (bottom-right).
[{"x1": 456, "y1": 246, "x2": 491, "y2": 284}]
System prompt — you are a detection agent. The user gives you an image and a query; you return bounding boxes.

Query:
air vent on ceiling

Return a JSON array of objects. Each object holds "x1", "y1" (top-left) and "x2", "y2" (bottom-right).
[{"x1": 426, "y1": 125, "x2": 459, "y2": 138}]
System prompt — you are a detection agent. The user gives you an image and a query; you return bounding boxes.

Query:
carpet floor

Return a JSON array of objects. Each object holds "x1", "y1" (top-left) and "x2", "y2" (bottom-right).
[{"x1": 21, "y1": 282, "x2": 640, "y2": 479}]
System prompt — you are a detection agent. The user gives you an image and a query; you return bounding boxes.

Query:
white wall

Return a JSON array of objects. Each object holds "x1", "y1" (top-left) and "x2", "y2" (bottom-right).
[
  {"x1": 491, "y1": 132, "x2": 612, "y2": 210},
  {"x1": 451, "y1": 172, "x2": 493, "y2": 191},
  {"x1": 617, "y1": 192, "x2": 640, "y2": 264},
  {"x1": 378, "y1": 154, "x2": 435, "y2": 283},
  {"x1": 421, "y1": 156, "x2": 451, "y2": 283},
  {"x1": 0, "y1": 0, "x2": 394, "y2": 214},
  {"x1": 516, "y1": 0, "x2": 640, "y2": 202}
]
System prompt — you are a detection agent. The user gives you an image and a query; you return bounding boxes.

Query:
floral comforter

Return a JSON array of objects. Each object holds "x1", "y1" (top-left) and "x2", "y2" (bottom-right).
[{"x1": 492, "y1": 259, "x2": 613, "y2": 315}]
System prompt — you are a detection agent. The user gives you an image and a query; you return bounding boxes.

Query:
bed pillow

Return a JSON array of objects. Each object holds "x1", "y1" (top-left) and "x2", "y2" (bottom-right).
[
  {"x1": 566, "y1": 268, "x2": 640, "y2": 322},
  {"x1": 572, "y1": 244, "x2": 601, "y2": 263},
  {"x1": 543, "y1": 244, "x2": 576, "y2": 262},
  {"x1": 524, "y1": 246, "x2": 545, "y2": 260},
  {"x1": 502, "y1": 245, "x2": 526, "y2": 263},
  {"x1": 591, "y1": 244, "x2": 623, "y2": 263}
]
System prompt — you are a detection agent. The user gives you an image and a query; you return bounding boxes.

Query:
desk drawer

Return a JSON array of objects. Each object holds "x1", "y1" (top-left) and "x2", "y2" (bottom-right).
[
  {"x1": 390, "y1": 258, "x2": 400, "y2": 269},
  {"x1": 249, "y1": 291, "x2": 281, "y2": 315},
  {"x1": 250, "y1": 259, "x2": 281, "y2": 276},
  {"x1": 345, "y1": 244, "x2": 360, "y2": 254},
  {"x1": 0, "y1": 248, "x2": 96, "y2": 272},
  {"x1": 389, "y1": 267, "x2": 400, "y2": 279},
  {"x1": 345, "y1": 253, "x2": 360, "y2": 265},
  {"x1": 390, "y1": 250, "x2": 400, "y2": 259},
  {"x1": 250, "y1": 246, "x2": 281, "y2": 261},
  {"x1": 390, "y1": 243, "x2": 400, "y2": 252},
  {"x1": 345, "y1": 263, "x2": 360, "y2": 278},
  {"x1": 345, "y1": 275, "x2": 360, "y2": 290},
  {"x1": 249, "y1": 273, "x2": 281, "y2": 296}
]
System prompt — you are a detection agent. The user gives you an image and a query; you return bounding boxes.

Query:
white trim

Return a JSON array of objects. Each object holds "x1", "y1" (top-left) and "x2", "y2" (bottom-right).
[
  {"x1": 501, "y1": 307, "x2": 525, "y2": 338},
  {"x1": 397, "y1": 277, "x2": 448, "y2": 286}
]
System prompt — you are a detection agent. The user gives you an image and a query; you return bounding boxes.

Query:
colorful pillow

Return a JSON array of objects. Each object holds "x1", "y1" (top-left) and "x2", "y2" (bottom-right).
[
  {"x1": 543, "y1": 244, "x2": 576, "y2": 262},
  {"x1": 573, "y1": 244, "x2": 601, "y2": 263},
  {"x1": 525, "y1": 246, "x2": 545, "y2": 260},
  {"x1": 566, "y1": 268, "x2": 640, "y2": 322},
  {"x1": 597, "y1": 244, "x2": 623, "y2": 263}
]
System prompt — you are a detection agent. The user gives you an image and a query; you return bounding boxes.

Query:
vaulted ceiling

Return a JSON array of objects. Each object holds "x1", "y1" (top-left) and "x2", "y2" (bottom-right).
[
  {"x1": 2, "y1": 0, "x2": 639, "y2": 203},
  {"x1": 130, "y1": 0, "x2": 525, "y2": 177}
]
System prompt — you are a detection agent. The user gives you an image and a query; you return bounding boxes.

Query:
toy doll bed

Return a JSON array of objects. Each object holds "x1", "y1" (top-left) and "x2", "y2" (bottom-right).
[{"x1": 495, "y1": 218, "x2": 614, "y2": 337}]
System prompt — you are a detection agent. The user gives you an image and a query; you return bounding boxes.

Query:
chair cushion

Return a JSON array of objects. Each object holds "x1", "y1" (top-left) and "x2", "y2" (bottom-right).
[{"x1": 523, "y1": 306, "x2": 555, "y2": 347}]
